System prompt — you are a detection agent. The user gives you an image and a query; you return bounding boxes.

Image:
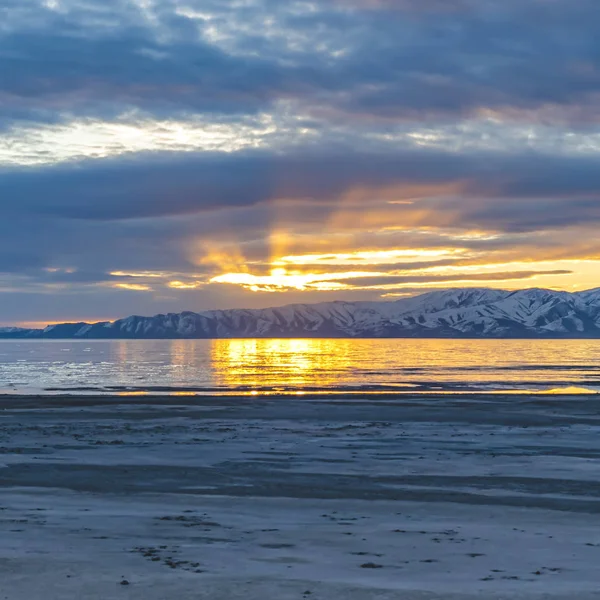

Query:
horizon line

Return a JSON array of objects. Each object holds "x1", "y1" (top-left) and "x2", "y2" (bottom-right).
[{"x1": 3, "y1": 284, "x2": 598, "y2": 331}]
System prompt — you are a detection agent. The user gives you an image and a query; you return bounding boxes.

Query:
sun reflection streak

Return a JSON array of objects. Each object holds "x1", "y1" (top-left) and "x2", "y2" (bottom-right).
[{"x1": 211, "y1": 338, "x2": 352, "y2": 390}]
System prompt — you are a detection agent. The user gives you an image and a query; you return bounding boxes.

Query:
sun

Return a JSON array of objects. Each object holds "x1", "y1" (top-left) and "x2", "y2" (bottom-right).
[{"x1": 211, "y1": 267, "x2": 312, "y2": 292}]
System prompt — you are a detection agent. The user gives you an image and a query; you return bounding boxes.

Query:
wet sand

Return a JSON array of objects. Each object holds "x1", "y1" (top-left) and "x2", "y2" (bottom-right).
[{"x1": 1, "y1": 392, "x2": 600, "y2": 599}]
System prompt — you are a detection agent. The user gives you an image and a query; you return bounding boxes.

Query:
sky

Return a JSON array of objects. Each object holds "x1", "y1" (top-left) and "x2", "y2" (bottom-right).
[{"x1": 3, "y1": 0, "x2": 600, "y2": 326}]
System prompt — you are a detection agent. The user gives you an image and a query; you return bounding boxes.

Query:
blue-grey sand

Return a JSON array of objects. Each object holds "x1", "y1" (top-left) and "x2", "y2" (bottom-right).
[{"x1": 1, "y1": 393, "x2": 600, "y2": 599}]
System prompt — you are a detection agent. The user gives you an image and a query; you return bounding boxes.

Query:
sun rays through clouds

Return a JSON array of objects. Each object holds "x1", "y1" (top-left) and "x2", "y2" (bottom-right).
[{"x1": 3, "y1": 0, "x2": 600, "y2": 323}]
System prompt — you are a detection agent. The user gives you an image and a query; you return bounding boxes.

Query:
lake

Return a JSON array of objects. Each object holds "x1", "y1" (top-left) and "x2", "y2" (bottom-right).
[{"x1": 1, "y1": 338, "x2": 600, "y2": 395}]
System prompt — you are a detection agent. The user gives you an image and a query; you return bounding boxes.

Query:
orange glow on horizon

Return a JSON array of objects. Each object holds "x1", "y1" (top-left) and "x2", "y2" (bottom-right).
[{"x1": 12, "y1": 318, "x2": 113, "y2": 329}]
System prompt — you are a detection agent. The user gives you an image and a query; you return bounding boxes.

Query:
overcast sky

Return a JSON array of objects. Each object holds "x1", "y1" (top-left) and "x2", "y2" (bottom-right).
[{"x1": 3, "y1": 0, "x2": 600, "y2": 325}]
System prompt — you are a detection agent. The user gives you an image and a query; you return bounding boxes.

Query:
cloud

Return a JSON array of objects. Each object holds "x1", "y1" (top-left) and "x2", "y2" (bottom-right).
[
  {"x1": 8, "y1": 114, "x2": 600, "y2": 168},
  {"x1": 4, "y1": 146, "x2": 600, "y2": 226},
  {"x1": 3, "y1": 0, "x2": 600, "y2": 128},
  {"x1": 0, "y1": 115, "x2": 286, "y2": 166},
  {"x1": 3, "y1": 0, "x2": 600, "y2": 323},
  {"x1": 333, "y1": 0, "x2": 473, "y2": 10},
  {"x1": 210, "y1": 264, "x2": 573, "y2": 293},
  {"x1": 330, "y1": 270, "x2": 573, "y2": 290},
  {"x1": 0, "y1": 29, "x2": 284, "y2": 121}
]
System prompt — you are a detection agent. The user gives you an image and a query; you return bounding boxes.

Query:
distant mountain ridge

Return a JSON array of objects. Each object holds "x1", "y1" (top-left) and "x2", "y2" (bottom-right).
[{"x1": 4, "y1": 287, "x2": 600, "y2": 339}]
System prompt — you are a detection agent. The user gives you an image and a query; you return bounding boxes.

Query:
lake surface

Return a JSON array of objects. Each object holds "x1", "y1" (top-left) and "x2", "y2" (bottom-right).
[{"x1": 1, "y1": 338, "x2": 600, "y2": 395}]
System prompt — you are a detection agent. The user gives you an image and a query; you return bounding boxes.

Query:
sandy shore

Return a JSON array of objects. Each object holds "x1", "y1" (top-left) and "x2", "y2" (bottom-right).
[{"x1": 1, "y1": 392, "x2": 600, "y2": 599}]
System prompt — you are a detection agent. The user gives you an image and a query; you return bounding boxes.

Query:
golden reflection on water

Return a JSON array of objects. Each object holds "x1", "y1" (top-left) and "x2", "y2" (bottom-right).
[
  {"x1": 530, "y1": 386, "x2": 597, "y2": 395},
  {"x1": 6, "y1": 338, "x2": 600, "y2": 396},
  {"x1": 88, "y1": 338, "x2": 600, "y2": 395},
  {"x1": 208, "y1": 338, "x2": 600, "y2": 394},
  {"x1": 210, "y1": 338, "x2": 354, "y2": 390}
]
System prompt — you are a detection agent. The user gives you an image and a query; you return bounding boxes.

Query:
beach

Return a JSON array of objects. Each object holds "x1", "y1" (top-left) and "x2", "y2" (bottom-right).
[{"x1": 1, "y1": 393, "x2": 600, "y2": 599}]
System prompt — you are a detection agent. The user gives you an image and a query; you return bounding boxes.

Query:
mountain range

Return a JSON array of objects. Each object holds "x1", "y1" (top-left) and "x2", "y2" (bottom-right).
[{"x1": 3, "y1": 287, "x2": 600, "y2": 339}]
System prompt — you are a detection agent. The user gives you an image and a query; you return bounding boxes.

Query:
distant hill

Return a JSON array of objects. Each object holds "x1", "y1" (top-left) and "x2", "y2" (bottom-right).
[{"x1": 4, "y1": 287, "x2": 600, "y2": 339}]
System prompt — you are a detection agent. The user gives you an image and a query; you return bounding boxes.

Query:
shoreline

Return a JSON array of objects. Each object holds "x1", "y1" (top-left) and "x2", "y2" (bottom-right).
[
  {"x1": 2, "y1": 393, "x2": 600, "y2": 598},
  {"x1": 3, "y1": 388, "x2": 600, "y2": 401}
]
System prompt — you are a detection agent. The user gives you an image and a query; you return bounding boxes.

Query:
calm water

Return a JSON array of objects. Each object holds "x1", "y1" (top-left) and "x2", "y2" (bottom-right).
[{"x1": 1, "y1": 339, "x2": 600, "y2": 395}]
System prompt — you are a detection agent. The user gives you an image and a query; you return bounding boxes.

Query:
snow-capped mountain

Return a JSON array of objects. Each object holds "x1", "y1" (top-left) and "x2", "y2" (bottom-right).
[{"x1": 6, "y1": 287, "x2": 600, "y2": 339}]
